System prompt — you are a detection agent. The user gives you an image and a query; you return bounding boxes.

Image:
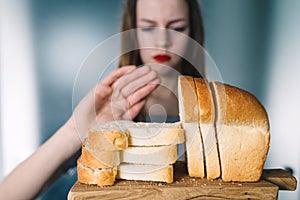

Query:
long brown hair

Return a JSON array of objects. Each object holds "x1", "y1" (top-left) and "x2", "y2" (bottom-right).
[{"x1": 118, "y1": 0, "x2": 205, "y2": 77}]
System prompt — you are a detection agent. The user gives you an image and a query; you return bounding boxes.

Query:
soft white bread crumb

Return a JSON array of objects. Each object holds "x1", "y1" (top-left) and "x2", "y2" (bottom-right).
[
  {"x1": 120, "y1": 145, "x2": 178, "y2": 165},
  {"x1": 126, "y1": 122, "x2": 185, "y2": 146},
  {"x1": 117, "y1": 163, "x2": 173, "y2": 183}
]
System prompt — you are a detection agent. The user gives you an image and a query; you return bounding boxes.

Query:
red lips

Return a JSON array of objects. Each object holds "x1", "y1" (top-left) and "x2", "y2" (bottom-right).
[{"x1": 153, "y1": 55, "x2": 171, "y2": 62}]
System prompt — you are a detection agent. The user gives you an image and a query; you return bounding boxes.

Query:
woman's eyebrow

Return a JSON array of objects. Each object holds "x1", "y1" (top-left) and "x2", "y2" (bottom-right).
[
  {"x1": 167, "y1": 18, "x2": 187, "y2": 25},
  {"x1": 138, "y1": 18, "x2": 187, "y2": 25},
  {"x1": 138, "y1": 18, "x2": 156, "y2": 24}
]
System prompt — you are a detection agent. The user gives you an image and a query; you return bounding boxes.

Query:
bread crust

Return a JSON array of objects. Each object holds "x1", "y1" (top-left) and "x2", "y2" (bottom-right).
[
  {"x1": 81, "y1": 140, "x2": 120, "y2": 169},
  {"x1": 194, "y1": 78, "x2": 214, "y2": 123},
  {"x1": 212, "y1": 82, "x2": 269, "y2": 131},
  {"x1": 77, "y1": 157, "x2": 117, "y2": 186},
  {"x1": 88, "y1": 129, "x2": 128, "y2": 151}
]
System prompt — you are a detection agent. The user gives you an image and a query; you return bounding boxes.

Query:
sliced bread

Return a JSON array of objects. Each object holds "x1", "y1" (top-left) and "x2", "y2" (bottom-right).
[
  {"x1": 126, "y1": 122, "x2": 185, "y2": 146},
  {"x1": 120, "y1": 145, "x2": 177, "y2": 165},
  {"x1": 89, "y1": 120, "x2": 184, "y2": 148},
  {"x1": 117, "y1": 163, "x2": 173, "y2": 183},
  {"x1": 77, "y1": 157, "x2": 117, "y2": 186},
  {"x1": 178, "y1": 76, "x2": 205, "y2": 178},
  {"x1": 194, "y1": 78, "x2": 221, "y2": 180}
]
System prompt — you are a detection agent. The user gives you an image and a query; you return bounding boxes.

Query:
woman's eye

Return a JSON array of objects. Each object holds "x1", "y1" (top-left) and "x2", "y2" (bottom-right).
[
  {"x1": 141, "y1": 27, "x2": 155, "y2": 31},
  {"x1": 171, "y1": 27, "x2": 187, "y2": 32}
]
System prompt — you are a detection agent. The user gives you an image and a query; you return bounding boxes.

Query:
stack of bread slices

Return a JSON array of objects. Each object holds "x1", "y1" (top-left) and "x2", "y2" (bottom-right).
[
  {"x1": 77, "y1": 121, "x2": 185, "y2": 186},
  {"x1": 178, "y1": 76, "x2": 270, "y2": 182}
]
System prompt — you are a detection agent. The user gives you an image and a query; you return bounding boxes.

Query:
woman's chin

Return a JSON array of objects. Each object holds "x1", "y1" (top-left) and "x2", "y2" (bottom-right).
[{"x1": 147, "y1": 62, "x2": 180, "y2": 76}]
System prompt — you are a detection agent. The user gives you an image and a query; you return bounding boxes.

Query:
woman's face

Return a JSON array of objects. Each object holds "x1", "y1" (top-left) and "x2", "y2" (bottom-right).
[{"x1": 136, "y1": 0, "x2": 190, "y2": 74}]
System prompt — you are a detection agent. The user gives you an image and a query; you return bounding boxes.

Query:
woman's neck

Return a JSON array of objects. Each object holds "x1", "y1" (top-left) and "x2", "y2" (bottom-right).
[{"x1": 143, "y1": 72, "x2": 179, "y2": 118}]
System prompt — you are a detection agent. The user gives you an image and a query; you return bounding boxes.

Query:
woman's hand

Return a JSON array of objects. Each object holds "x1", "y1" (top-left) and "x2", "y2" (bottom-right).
[
  {"x1": 68, "y1": 65, "x2": 160, "y2": 139},
  {"x1": 107, "y1": 65, "x2": 160, "y2": 120}
]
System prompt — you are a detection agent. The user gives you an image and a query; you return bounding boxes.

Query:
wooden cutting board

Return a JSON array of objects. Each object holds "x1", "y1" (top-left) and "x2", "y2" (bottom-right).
[{"x1": 68, "y1": 162, "x2": 297, "y2": 200}]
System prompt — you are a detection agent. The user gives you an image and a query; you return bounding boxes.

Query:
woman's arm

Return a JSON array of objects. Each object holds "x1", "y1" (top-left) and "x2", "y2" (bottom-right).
[
  {"x1": 0, "y1": 124, "x2": 81, "y2": 200},
  {"x1": 0, "y1": 65, "x2": 160, "y2": 200}
]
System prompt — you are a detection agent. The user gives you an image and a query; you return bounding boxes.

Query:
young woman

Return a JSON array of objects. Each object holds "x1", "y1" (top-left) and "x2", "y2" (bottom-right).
[
  {"x1": 119, "y1": 0, "x2": 205, "y2": 122},
  {"x1": 0, "y1": 0, "x2": 205, "y2": 199}
]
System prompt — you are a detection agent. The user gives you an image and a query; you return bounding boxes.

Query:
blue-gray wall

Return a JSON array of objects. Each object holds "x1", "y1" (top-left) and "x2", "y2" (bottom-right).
[
  {"x1": 200, "y1": 0, "x2": 271, "y2": 103},
  {"x1": 30, "y1": 0, "x2": 123, "y2": 142}
]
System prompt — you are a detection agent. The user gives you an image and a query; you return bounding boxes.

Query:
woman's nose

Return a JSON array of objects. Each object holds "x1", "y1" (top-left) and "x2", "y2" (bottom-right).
[{"x1": 155, "y1": 28, "x2": 172, "y2": 49}]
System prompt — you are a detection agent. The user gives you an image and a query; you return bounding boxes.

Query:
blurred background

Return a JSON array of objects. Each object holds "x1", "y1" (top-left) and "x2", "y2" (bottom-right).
[{"x1": 0, "y1": 0, "x2": 299, "y2": 199}]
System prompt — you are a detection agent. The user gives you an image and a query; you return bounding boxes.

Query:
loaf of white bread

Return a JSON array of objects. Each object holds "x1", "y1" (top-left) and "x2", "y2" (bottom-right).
[
  {"x1": 77, "y1": 121, "x2": 184, "y2": 186},
  {"x1": 178, "y1": 76, "x2": 270, "y2": 182},
  {"x1": 78, "y1": 75, "x2": 270, "y2": 186}
]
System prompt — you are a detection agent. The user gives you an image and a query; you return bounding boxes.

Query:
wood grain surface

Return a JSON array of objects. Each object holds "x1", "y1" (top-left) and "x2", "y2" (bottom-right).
[
  {"x1": 261, "y1": 168, "x2": 297, "y2": 191},
  {"x1": 68, "y1": 162, "x2": 297, "y2": 200}
]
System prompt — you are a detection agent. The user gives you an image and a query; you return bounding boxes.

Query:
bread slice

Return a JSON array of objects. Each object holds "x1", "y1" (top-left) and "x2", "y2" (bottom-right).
[
  {"x1": 88, "y1": 121, "x2": 129, "y2": 151},
  {"x1": 81, "y1": 139, "x2": 120, "y2": 169},
  {"x1": 178, "y1": 76, "x2": 205, "y2": 178},
  {"x1": 126, "y1": 122, "x2": 185, "y2": 146},
  {"x1": 77, "y1": 157, "x2": 117, "y2": 186},
  {"x1": 120, "y1": 145, "x2": 177, "y2": 165},
  {"x1": 194, "y1": 78, "x2": 221, "y2": 180},
  {"x1": 117, "y1": 163, "x2": 173, "y2": 183},
  {"x1": 89, "y1": 120, "x2": 184, "y2": 148},
  {"x1": 212, "y1": 81, "x2": 270, "y2": 182}
]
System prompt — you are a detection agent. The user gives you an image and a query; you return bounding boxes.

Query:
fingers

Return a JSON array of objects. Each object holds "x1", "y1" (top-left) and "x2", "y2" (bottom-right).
[
  {"x1": 94, "y1": 65, "x2": 137, "y2": 107},
  {"x1": 109, "y1": 66, "x2": 160, "y2": 121},
  {"x1": 122, "y1": 99, "x2": 147, "y2": 120},
  {"x1": 113, "y1": 66, "x2": 160, "y2": 98},
  {"x1": 122, "y1": 70, "x2": 159, "y2": 98},
  {"x1": 109, "y1": 79, "x2": 159, "y2": 120},
  {"x1": 94, "y1": 84, "x2": 112, "y2": 100},
  {"x1": 92, "y1": 65, "x2": 161, "y2": 122},
  {"x1": 127, "y1": 78, "x2": 160, "y2": 106},
  {"x1": 113, "y1": 66, "x2": 152, "y2": 91},
  {"x1": 101, "y1": 65, "x2": 136, "y2": 86}
]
